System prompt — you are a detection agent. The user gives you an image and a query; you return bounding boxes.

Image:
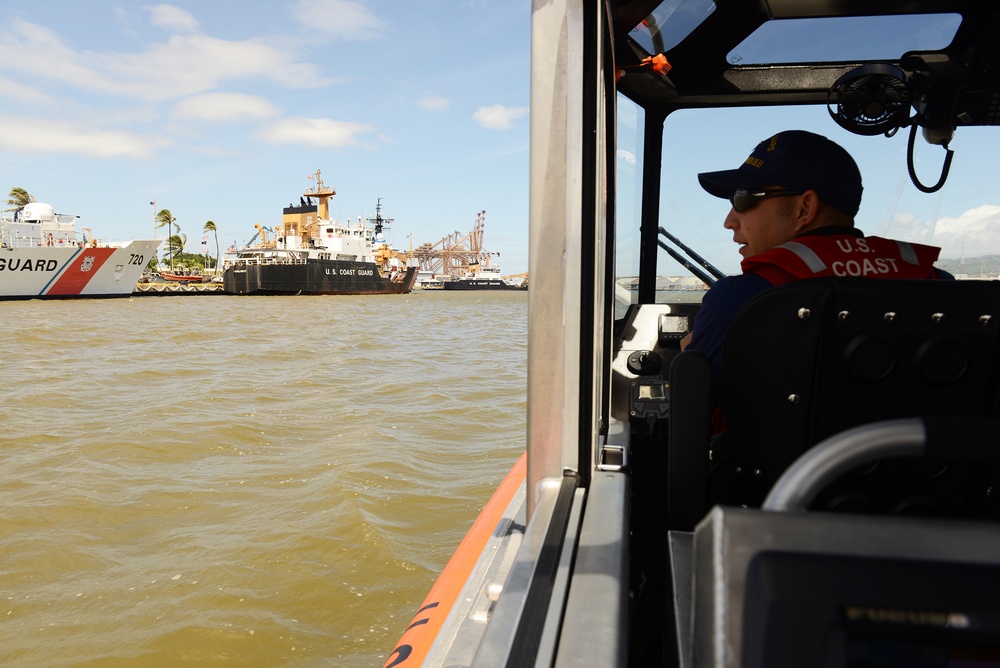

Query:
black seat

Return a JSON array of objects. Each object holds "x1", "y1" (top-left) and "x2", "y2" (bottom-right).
[{"x1": 668, "y1": 277, "x2": 1000, "y2": 527}]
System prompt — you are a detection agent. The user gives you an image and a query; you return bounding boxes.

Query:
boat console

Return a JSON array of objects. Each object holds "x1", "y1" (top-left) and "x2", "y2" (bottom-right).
[
  {"x1": 390, "y1": 2, "x2": 1000, "y2": 666},
  {"x1": 680, "y1": 503, "x2": 1000, "y2": 667},
  {"x1": 668, "y1": 415, "x2": 1000, "y2": 667},
  {"x1": 610, "y1": 6, "x2": 1000, "y2": 663}
]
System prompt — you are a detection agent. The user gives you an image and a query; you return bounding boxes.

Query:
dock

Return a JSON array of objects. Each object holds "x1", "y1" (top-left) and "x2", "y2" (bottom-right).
[{"x1": 133, "y1": 283, "x2": 226, "y2": 296}]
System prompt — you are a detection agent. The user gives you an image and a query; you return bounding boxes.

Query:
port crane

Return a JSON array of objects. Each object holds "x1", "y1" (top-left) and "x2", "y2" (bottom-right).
[
  {"x1": 244, "y1": 224, "x2": 275, "y2": 248},
  {"x1": 411, "y1": 210, "x2": 499, "y2": 279}
]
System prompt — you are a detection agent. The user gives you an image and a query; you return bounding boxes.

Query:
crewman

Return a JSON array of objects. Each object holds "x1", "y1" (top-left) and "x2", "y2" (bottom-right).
[{"x1": 681, "y1": 130, "x2": 950, "y2": 416}]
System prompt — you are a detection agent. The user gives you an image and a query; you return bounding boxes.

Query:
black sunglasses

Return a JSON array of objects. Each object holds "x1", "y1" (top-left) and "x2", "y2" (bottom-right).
[{"x1": 730, "y1": 188, "x2": 800, "y2": 213}]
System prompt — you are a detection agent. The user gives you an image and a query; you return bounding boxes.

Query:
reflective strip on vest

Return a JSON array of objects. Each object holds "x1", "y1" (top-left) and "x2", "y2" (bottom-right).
[
  {"x1": 896, "y1": 240, "x2": 919, "y2": 265},
  {"x1": 779, "y1": 241, "x2": 827, "y2": 273}
]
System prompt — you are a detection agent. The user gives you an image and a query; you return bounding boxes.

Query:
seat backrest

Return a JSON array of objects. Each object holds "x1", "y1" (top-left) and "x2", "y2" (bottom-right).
[{"x1": 711, "y1": 277, "x2": 1000, "y2": 516}]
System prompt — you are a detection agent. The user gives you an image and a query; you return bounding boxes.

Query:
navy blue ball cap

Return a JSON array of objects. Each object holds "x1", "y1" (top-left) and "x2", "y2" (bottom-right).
[{"x1": 697, "y1": 130, "x2": 863, "y2": 216}]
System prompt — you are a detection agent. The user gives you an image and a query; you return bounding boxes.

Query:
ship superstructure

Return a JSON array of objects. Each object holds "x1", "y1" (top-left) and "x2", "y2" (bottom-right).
[{"x1": 223, "y1": 171, "x2": 416, "y2": 295}]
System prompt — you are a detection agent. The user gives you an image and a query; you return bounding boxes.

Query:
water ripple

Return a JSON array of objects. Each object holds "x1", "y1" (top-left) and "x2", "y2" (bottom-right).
[{"x1": 0, "y1": 291, "x2": 526, "y2": 667}]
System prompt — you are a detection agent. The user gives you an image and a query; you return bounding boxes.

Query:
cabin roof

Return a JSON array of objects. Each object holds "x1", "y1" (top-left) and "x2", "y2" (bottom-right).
[{"x1": 613, "y1": 0, "x2": 999, "y2": 119}]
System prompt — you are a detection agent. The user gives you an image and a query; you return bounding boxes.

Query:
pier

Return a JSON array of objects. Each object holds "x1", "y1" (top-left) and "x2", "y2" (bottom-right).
[{"x1": 133, "y1": 282, "x2": 225, "y2": 296}]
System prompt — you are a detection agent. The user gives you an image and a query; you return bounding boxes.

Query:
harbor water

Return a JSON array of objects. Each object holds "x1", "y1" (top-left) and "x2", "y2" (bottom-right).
[{"x1": 0, "y1": 291, "x2": 527, "y2": 667}]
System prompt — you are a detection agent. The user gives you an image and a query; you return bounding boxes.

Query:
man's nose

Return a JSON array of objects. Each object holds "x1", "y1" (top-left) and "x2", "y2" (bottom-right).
[{"x1": 723, "y1": 210, "x2": 739, "y2": 230}]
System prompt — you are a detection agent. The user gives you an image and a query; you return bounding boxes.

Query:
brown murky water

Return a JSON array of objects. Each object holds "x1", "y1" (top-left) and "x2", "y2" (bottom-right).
[{"x1": 0, "y1": 290, "x2": 526, "y2": 666}]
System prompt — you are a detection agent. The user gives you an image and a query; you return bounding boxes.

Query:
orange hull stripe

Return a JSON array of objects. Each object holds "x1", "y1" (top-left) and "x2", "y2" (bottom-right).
[
  {"x1": 384, "y1": 452, "x2": 527, "y2": 668},
  {"x1": 46, "y1": 249, "x2": 116, "y2": 295}
]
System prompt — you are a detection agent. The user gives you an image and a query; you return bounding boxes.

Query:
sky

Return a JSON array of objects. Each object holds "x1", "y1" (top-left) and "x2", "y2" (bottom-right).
[
  {"x1": 626, "y1": 8, "x2": 1000, "y2": 279},
  {"x1": 608, "y1": 100, "x2": 1000, "y2": 279},
  {"x1": 642, "y1": 103, "x2": 1000, "y2": 277},
  {"x1": 4, "y1": 2, "x2": 999, "y2": 282},
  {"x1": 0, "y1": 0, "x2": 531, "y2": 273}
]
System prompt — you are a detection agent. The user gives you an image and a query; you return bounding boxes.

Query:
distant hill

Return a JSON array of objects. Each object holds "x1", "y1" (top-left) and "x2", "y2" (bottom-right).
[{"x1": 937, "y1": 255, "x2": 1000, "y2": 278}]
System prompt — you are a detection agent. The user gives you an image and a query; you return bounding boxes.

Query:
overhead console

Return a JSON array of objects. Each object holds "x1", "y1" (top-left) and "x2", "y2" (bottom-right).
[
  {"x1": 827, "y1": 45, "x2": 1000, "y2": 193},
  {"x1": 902, "y1": 51, "x2": 1000, "y2": 128}
]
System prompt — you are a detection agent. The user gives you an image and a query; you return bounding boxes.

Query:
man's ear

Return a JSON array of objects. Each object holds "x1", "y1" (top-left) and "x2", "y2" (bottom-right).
[{"x1": 791, "y1": 189, "x2": 822, "y2": 234}]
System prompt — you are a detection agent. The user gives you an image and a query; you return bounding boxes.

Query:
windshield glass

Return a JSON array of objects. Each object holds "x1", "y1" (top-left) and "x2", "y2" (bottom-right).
[
  {"x1": 728, "y1": 14, "x2": 962, "y2": 65},
  {"x1": 628, "y1": 3, "x2": 960, "y2": 65},
  {"x1": 654, "y1": 105, "x2": 1000, "y2": 300},
  {"x1": 615, "y1": 93, "x2": 644, "y2": 317},
  {"x1": 629, "y1": 0, "x2": 716, "y2": 55}
]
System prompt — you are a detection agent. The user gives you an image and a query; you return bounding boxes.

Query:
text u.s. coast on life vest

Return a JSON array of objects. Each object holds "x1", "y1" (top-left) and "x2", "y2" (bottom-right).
[{"x1": 830, "y1": 238, "x2": 902, "y2": 277}]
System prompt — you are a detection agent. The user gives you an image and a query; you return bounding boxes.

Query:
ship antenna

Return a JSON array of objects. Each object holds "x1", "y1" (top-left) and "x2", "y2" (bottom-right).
[{"x1": 367, "y1": 198, "x2": 393, "y2": 236}]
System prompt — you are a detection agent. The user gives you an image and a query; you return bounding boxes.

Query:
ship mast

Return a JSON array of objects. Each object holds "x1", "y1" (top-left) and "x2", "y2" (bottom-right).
[
  {"x1": 367, "y1": 198, "x2": 394, "y2": 236},
  {"x1": 305, "y1": 169, "x2": 336, "y2": 220}
]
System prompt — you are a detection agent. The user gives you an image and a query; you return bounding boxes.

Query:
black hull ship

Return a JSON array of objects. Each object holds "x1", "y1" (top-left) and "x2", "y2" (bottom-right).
[
  {"x1": 442, "y1": 277, "x2": 525, "y2": 291},
  {"x1": 443, "y1": 278, "x2": 506, "y2": 290},
  {"x1": 225, "y1": 257, "x2": 415, "y2": 295},
  {"x1": 223, "y1": 171, "x2": 416, "y2": 296},
  {"x1": 441, "y1": 263, "x2": 527, "y2": 291}
]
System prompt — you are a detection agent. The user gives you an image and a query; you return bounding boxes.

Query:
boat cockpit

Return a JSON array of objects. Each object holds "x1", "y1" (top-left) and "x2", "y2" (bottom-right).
[{"x1": 389, "y1": 2, "x2": 1000, "y2": 666}]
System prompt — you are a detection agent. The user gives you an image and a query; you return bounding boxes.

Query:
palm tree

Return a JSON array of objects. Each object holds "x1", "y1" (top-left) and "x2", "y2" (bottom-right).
[
  {"x1": 167, "y1": 233, "x2": 187, "y2": 268},
  {"x1": 5, "y1": 187, "x2": 34, "y2": 215},
  {"x1": 203, "y1": 220, "x2": 220, "y2": 276},
  {"x1": 155, "y1": 209, "x2": 177, "y2": 269}
]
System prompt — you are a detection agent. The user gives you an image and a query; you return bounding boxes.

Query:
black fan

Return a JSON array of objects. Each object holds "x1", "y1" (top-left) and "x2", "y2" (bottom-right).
[{"x1": 828, "y1": 63, "x2": 911, "y2": 136}]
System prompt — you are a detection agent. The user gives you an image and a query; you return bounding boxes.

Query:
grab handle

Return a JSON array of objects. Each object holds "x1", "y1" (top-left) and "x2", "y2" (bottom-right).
[{"x1": 762, "y1": 417, "x2": 1000, "y2": 512}]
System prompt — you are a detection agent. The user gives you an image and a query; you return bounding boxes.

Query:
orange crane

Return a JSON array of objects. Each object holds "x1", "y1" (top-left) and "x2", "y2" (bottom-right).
[{"x1": 411, "y1": 210, "x2": 500, "y2": 278}]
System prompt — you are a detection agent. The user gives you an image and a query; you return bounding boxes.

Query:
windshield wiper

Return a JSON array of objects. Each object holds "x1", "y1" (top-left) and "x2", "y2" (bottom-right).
[{"x1": 657, "y1": 226, "x2": 727, "y2": 287}]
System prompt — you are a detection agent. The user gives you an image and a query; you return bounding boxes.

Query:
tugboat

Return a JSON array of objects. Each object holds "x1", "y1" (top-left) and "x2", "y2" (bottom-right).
[
  {"x1": 223, "y1": 171, "x2": 417, "y2": 295},
  {"x1": 0, "y1": 200, "x2": 160, "y2": 300}
]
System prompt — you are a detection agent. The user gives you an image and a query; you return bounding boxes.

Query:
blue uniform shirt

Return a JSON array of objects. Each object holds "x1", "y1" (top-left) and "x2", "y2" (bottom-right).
[
  {"x1": 683, "y1": 272, "x2": 773, "y2": 406},
  {"x1": 684, "y1": 226, "x2": 951, "y2": 407}
]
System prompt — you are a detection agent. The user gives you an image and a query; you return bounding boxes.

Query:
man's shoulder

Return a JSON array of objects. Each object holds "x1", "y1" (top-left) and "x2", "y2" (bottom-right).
[
  {"x1": 706, "y1": 272, "x2": 774, "y2": 302},
  {"x1": 702, "y1": 274, "x2": 771, "y2": 310}
]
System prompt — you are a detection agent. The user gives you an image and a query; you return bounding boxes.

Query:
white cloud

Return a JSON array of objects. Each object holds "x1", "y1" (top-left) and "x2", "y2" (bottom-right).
[
  {"x1": 473, "y1": 104, "x2": 528, "y2": 130},
  {"x1": 617, "y1": 149, "x2": 636, "y2": 165},
  {"x1": 107, "y1": 34, "x2": 333, "y2": 100},
  {"x1": 195, "y1": 146, "x2": 245, "y2": 157},
  {"x1": 144, "y1": 4, "x2": 199, "y2": 32},
  {"x1": 928, "y1": 204, "x2": 1000, "y2": 259},
  {"x1": 0, "y1": 75, "x2": 59, "y2": 106},
  {"x1": 113, "y1": 6, "x2": 139, "y2": 37},
  {"x1": 417, "y1": 95, "x2": 450, "y2": 111},
  {"x1": 258, "y1": 117, "x2": 376, "y2": 148},
  {"x1": 0, "y1": 20, "x2": 333, "y2": 102},
  {"x1": 887, "y1": 204, "x2": 1000, "y2": 259},
  {"x1": 172, "y1": 93, "x2": 280, "y2": 121},
  {"x1": 291, "y1": 0, "x2": 383, "y2": 40},
  {"x1": 0, "y1": 115, "x2": 170, "y2": 158}
]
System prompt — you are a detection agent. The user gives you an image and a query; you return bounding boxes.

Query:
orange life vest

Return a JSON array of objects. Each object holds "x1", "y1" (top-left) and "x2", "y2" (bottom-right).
[{"x1": 741, "y1": 234, "x2": 942, "y2": 286}]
